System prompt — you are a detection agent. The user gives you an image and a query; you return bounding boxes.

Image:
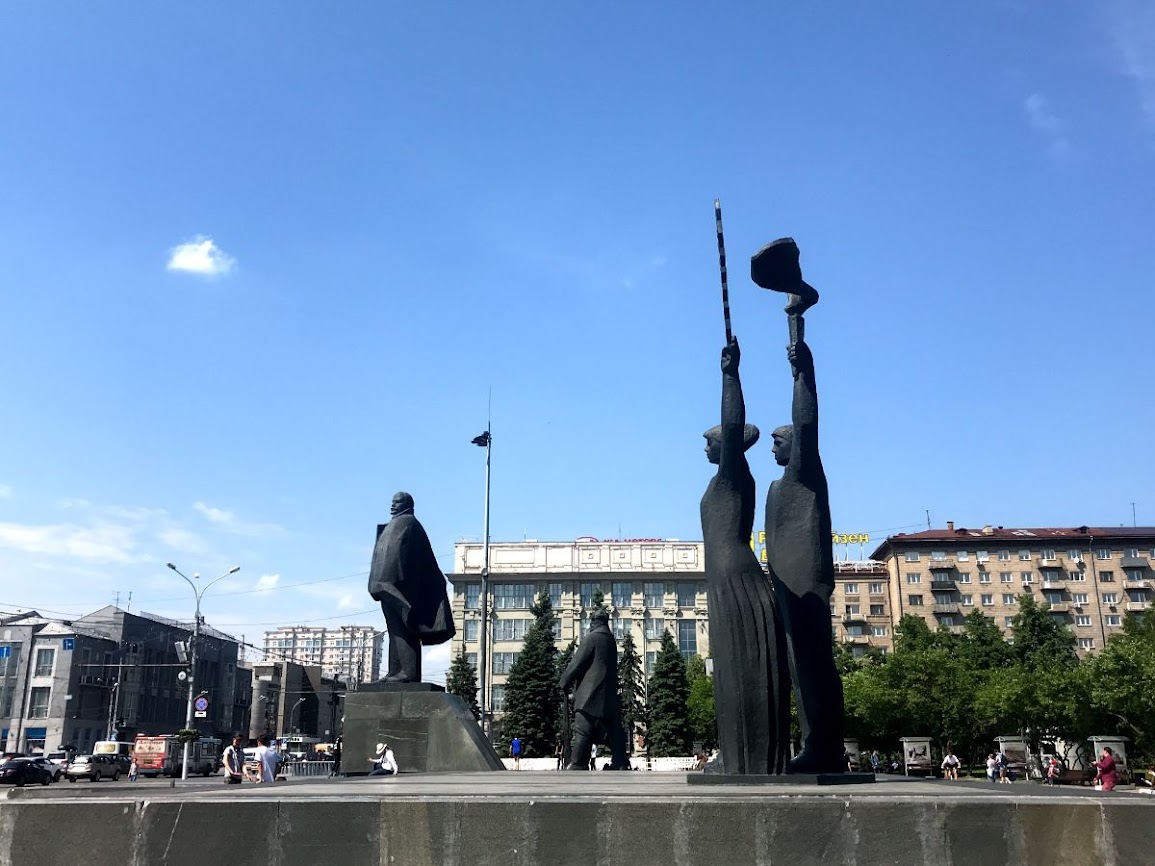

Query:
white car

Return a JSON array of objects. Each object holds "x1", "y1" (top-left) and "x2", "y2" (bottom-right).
[{"x1": 29, "y1": 757, "x2": 63, "y2": 782}]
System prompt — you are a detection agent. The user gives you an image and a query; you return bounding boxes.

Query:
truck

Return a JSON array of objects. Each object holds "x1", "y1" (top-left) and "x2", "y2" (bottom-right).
[{"x1": 133, "y1": 734, "x2": 221, "y2": 777}]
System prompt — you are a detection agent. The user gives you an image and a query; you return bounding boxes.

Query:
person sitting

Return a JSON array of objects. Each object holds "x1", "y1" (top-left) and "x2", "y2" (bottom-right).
[
  {"x1": 940, "y1": 749, "x2": 960, "y2": 781},
  {"x1": 369, "y1": 742, "x2": 398, "y2": 776}
]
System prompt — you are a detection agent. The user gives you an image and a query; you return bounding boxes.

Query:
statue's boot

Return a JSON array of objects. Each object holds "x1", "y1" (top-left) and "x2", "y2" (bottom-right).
[{"x1": 787, "y1": 749, "x2": 846, "y2": 774}]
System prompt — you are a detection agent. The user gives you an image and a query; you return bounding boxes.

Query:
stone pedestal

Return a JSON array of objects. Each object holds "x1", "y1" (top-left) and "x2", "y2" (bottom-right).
[
  {"x1": 343, "y1": 682, "x2": 504, "y2": 774},
  {"x1": 688, "y1": 771, "x2": 876, "y2": 786}
]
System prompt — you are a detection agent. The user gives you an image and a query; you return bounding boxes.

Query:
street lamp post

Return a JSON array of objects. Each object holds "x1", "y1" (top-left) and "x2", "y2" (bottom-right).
[
  {"x1": 471, "y1": 427, "x2": 492, "y2": 735},
  {"x1": 290, "y1": 697, "x2": 306, "y2": 734},
  {"x1": 167, "y1": 562, "x2": 240, "y2": 780}
]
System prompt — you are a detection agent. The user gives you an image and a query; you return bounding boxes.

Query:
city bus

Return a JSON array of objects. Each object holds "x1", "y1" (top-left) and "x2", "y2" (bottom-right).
[
  {"x1": 93, "y1": 740, "x2": 135, "y2": 760},
  {"x1": 132, "y1": 734, "x2": 221, "y2": 777}
]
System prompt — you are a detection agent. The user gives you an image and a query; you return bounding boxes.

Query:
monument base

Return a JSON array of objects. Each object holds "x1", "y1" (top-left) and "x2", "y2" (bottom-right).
[
  {"x1": 343, "y1": 683, "x2": 503, "y2": 774},
  {"x1": 688, "y1": 771, "x2": 876, "y2": 786}
]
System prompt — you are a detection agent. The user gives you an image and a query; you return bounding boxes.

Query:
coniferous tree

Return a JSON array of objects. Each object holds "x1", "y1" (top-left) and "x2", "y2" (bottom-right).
[
  {"x1": 446, "y1": 647, "x2": 480, "y2": 720},
  {"x1": 617, "y1": 632, "x2": 645, "y2": 754},
  {"x1": 646, "y1": 630, "x2": 690, "y2": 756},
  {"x1": 502, "y1": 592, "x2": 560, "y2": 757},
  {"x1": 685, "y1": 654, "x2": 716, "y2": 748}
]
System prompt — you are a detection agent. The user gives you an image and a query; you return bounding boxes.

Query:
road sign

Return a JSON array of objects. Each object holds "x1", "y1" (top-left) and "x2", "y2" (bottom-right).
[
  {"x1": 0, "y1": 646, "x2": 9, "y2": 659},
  {"x1": 194, "y1": 696, "x2": 209, "y2": 712},
  {"x1": 63, "y1": 638, "x2": 75, "y2": 651},
  {"x1": 194, "y1": 710, "x2": 207, "y2": 718}
]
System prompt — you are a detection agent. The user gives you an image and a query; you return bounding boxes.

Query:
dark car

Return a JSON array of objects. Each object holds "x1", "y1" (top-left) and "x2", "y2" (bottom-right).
[{"x1": 0, "y1": 758, "x2": 53, "y2": 787}]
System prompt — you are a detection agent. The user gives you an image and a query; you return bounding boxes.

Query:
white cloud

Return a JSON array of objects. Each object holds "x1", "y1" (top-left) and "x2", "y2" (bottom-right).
[
  {"x1": 194, "y1": 501, "x2": 235, "y2": 524},
  {"x1": 55, "y1": 497, "x2": 91, "y2": 510},
  {"x1": 1024, "y1": 93, "x2": 1071, "y2": 157},
  {"x1": 255, "y1": 573, "x2": 280, "y2": 592},
  {"x1": 156, "y1": 527, "x2": 206, "y2": 554},
  {"x1": 193, "y1": 501, "x2": 282, "y2": 538},
  {"x1": 1109, "y1": 1, "x2": 1155, "y2": 126},
  {"x1": 166, "y1": 236, "x2": 236, "y2": 276},
  {"x1": 0, "y1": 521, "x2": 138, "y2": 563}
]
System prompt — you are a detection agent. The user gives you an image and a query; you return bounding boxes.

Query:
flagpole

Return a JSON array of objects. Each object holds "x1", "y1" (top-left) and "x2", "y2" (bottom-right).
[{"x1": 479, "y1": 428, "x2": 491, "y2": 736}]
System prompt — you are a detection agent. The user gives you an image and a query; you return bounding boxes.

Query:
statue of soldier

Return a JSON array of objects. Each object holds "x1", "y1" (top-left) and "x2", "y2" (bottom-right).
[
  {"x1": 754, "y1": 238, "x2": 846, "y2": 773},
  {"x1": 367, "y1": 491, "x2": 455, "y2": 683},
  {"x1": 560, "y1": 609, "x2": 630, "y2": 770}
]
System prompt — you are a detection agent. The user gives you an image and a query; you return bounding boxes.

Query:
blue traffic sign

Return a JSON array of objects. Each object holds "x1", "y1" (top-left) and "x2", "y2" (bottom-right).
[
  {"x1": 194, "y1": 696, "x2": 209, "y2": 712},
  {"x1": 0, "y1": 646, "x2": 10, "y2": 659},
  {"x1": 62, "y1": 638, "x2": 75, "y2": 651}
]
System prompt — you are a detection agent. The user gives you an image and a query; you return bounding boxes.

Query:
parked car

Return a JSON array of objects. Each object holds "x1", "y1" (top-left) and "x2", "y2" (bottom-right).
[
  {"x1": 65, "y1": 754, "x2": 120, "y2": 782},
  {"x1": 0, "y1": 758, "x2": 53, "y2": 787},
  {"x1": 45, "y1": 751, "x2": 72, "y2": 770},
  {"x1": 29, "y1": 757, "x2": 63, "y2": 782}
]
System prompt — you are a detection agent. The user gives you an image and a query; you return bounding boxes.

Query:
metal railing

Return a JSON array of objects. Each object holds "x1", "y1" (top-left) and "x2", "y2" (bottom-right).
[{"x1": 284, "y1": 760, "x2": 335, "y2": 778}]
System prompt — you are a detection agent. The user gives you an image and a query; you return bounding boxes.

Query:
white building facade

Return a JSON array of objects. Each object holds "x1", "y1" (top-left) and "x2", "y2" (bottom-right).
[{"x1": 262, "y1": 625, "x2": 382, "y2": 685}]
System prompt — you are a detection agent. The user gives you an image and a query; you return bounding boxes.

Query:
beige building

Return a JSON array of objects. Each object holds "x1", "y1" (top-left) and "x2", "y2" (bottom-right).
[
  {"x1": 449, "y1": 539, "x2": 710, "y2": 716},
  {"x1": 869, "y1": 524, "x2": 1155, "y2": 655},
  {"x1": 261, "y1": 625, "x2": 382, "y2": 685},
  {"x1": 829, "y1": 560, "x2": 895, "y2": 656}
]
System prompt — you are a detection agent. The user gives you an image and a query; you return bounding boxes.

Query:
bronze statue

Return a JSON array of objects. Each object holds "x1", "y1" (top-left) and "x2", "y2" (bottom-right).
[
  {"x1": 753, "y1": 238, "x2": 846, "y2": 773},
  {"x1": 700, "y1": 336, "x2": 790, "y2": 774},
  {"x1": 559, "y1": 609, "x2": 629, "y2": 770},
  {"x1": 367, "y1": 492, "x2": 455, "y2": 682}
]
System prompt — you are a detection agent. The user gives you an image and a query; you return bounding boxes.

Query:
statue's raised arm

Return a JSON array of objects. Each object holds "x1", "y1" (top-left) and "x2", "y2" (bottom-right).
[{"x1": 785, "y1": 338, "x2": 819, "y2": 481}]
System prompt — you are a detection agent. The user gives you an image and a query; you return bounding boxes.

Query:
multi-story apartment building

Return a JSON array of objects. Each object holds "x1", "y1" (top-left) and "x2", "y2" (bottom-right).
[
  {"x1": 869, "y1": 524, "x2": 1155, "y2": 655},
  {"x1": 2, "y1": 606, "x2": 248, "y2": 754},
  {"x1": 829, "y1": 561, "x2": 895, "y2": 656},
  {"x1": 262, "y1": 625, "x2": 382, "y2": 685},
  {"x1": 449, "y1": 539, "x2": 710, "y2": 718}
]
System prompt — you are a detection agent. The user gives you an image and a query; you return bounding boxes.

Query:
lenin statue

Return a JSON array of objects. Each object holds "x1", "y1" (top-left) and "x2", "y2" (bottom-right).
[
  {"x1": 559, "y1": 609, "x2": 630, "y2": 770},
  {"x1": 367, "y1": 492, "x2": 455, "y2": 683}
]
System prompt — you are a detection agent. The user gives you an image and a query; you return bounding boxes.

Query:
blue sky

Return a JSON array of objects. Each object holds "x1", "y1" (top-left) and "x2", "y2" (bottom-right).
[{"x1": 2, "y1": 1, "x2": 1153, "y2": 683}]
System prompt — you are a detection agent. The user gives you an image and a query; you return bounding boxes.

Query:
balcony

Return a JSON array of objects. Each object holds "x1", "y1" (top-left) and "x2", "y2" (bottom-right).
[
  {"x1": 932, "y1": 603, "x2": 960, "y2": 615},
  {"x1": 1120, "y1": 556, "x2": 1149, "y2": 569},
  {"x1": 1126, "y1": 601, "x2": 1149, "y2": 612},
  {"x1": 842, "y1": 612, "x2": 868, "y2": 624},
  {"x1": 927, "y1": 560, "x2": 954, "y2": 571},
  {"x1": 1047, "y1": 602, "x2": 1070, "y2": 613},
  {"x1": 929, "y1": 578, "x2": 957, "y2": 590},
  {"x1": 1041, "y1": 579, "x2": 1066, "y2": 590}
]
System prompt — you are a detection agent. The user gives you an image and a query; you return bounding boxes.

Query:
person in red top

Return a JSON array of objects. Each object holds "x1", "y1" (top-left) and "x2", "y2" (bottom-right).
[{"x1": 1093, "y1": 746, "x2": 1119, "y2": 791}]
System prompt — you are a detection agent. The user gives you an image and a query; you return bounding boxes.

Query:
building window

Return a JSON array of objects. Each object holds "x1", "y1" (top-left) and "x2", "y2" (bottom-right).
[
  {"x1": 905, "y1": 552, "x2": 919, "y2": 563},
  {"x1": 931, "y1": 551, "x2": 947, "y2": 561},
  {"x1": 1002, "y1": 594, "x2": 1017, "y2": 605},
  {"x1": 961, "y1": 595, "x2": 974, "y2": 606},
  {"x1": 492, "y1": 652, "x2": 519, "y2": 675},
  {"x1": 1102, "y1": 594, "x2": 1118, "y2": 606},
  {"x1": 644, "y1": 619, "x2": 666, "y2": 641},
  {"x1": 1018, "y1": 550, "x2": 1031, "y2": 561},
  {"x1": 466, "y1": 653, "x2": 477, "y2": 668},
  {"x1": 908, "y1": 595, "x2": 923, "y2": 606},
  {"x1": 871, "y1": 626, "x2": 887, "y2": 637},
  {"x1": 493, "y1": 584, "x2": 535, "y2": 609},
  {"x1": 981, "y1": 594, "x2": 994, "y2": 606},
  {"x1": 1126, "y1": 569, "x2": 1144, "y2": 583},
  {"x1": 845, "y1": 604, "x2": 861, "y2": 616},
  {"x1": 1130, "y1": 591, "x2": 1149, "y2": 603},
  {"x1": 844, "y1": 583, "x2": 859, "y2": 595},
  {"x1": 976, "y1": 550, "x2": 989, "y2": 562},
  {"x1": 1106, "y1": 615, "x2": 1122, "y2": 627},
  {"x1": 1096, "y1": 549, "x2": 1110, "y2": 560},
  {"x1": 464, "y1": 584, "x2": 480, "y2": 610},
  {"x1": 612, "y1": 617, "x2": 631, "y2": 640},
  {"x1": 1000, "y1": 572, "x2": 1013, "y2": 584},
  {"x1": 1072, "y1": 592, "x2": 1089, "y2": 605},
  {"x1": 1099, "y1": 571, "x2": 1115, "y2": 583},
  {"x1": 580, "y1": 583, "x2": 602, "y2": 608},
  {"x1": 490, "y1": 686, "x2": 506, "y2": 712},
  {"x1": 1068, "y1": 549, "x2": 1083, "y2": 562},
  {"x1": 846, "y1": 625, "x2": 866, "y2": 637},
  {"x1": 1128, "y1": 548, "x2": 1140, "y2": 559},
  {"x1": 551, "y1": 619, "x2": 562, "y2": 640},
  {"x1": 28, "y1": 686, "x2": 50, "y2": 719},
  {"x1": 492, "y1": 619, "x2": 532, "y2": 642},
  {"x1": 1043, "y1": 591, "x2": 1063, "y2": 605},
  {"x1": 906, "y1": 573, "x2": 921, "y2": 585},
  {"x1": 34, "y1": 648, "x2": 55, "y2": 677},
  {"x1": 868, "y1": 582, "x2": 884, "y2": 595},
  {"x1": 1078, "y1": 638, "x2": 1095, "y2": 650},
  {"x1": 645, "y1": 652, "x2": 657, "y2": 674},
  {"x1": 870, "y1": 604, "x2": 885, "y2": 616},
  {"x1": 956, "y1": 572, "x2": 971, "y2": 584},
  {"x1": 1075, "y1": 616, "x2": 1091, "y2": 627},
  {"x1": 1041, "y1": 549, "x2": 1056, "y2": 561},
  {"x1": 464, "y1": 621, "x2": 479, "y2": 642},
  {"x1": 644, "y1": 582, "x2": 664, "y2": 607},
  {"x1": 548, "y1": 583, "x2": 565, "y2": 609},
  {"x1": 677, "y1": 621, "x2": 697, "y2": 659},
  {"x1": 1021, "y1": 572, "x2": 1034, "y2": 585},
  {"x1": 612, "y1": 582, "x2": 633, "y2": 608},
  {"x1": 957, "y1": 550, "x2": 970, "y2": 561},
  {"x1": 1069, "y1": 570, "x2": 1085, "y2": 582},
  {"x1": 1005, "y1": 617, "x2": 1015, "y2": 628},
  {"x1": 998, "y1": 550, "x2": 1011, "y2": 562},
  {"x1": 979, "y1": 571, "x2": 991, "y2": 584},
  {"x1": 676, "y1": 583, "x2": 697, "y2": 608},
  {"x1": 933, "y1": 593, "x2": 953, "y2": 605}
]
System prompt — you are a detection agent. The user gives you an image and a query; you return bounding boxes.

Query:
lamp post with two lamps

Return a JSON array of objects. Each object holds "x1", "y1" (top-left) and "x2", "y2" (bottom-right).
[{"x1": 166, "y1": 562, "x2": 240, "y2": 780}]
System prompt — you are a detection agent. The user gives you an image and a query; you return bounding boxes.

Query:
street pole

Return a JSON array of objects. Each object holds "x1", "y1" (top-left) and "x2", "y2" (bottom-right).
[
  {"x1": 167, "y1": 562, "x2": 239, "y2": 781},
  {"x1": 480, "y1": 430, "x2": 492, "y2": 736}
]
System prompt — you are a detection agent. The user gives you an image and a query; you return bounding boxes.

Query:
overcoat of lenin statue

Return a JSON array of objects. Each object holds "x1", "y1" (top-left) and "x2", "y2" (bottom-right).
[
  {"x1": 559, "y1": 608, "x2": 630, "y2": 770},
  {"x1": 367, "y1": 491, "x2": 455, "y2": 683}
]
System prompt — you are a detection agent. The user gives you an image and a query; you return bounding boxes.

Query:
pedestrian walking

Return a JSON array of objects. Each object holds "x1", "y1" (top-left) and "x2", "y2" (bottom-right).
[
  {"x1": 128, "y1": 757, "x2": 138, "y2": 782},
  {"x1": 254, "y1": 735, "x2": 279, "y2": 784},
  {"x1": 1093, "y1": 746, "x2": 1118, "y2": 792},
  {"x1": 510, "y1": 736, "x2": 522, "y2": 770}
]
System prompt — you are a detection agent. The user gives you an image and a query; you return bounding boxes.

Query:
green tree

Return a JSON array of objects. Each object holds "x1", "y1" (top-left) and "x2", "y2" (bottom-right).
[
  {"x1": 1011, "y1": 594, "x2": 1078, "y2": 671},
  {"x1": 502, "y1": 593, "x2": 560, "y2": 757},
  {"x1": 1083, "y1": 615, "x2": 1155, "y2": 757},
  {"x1": 646, "y1": 631, "x2": 690, "y2": 756},
  {"x1": 617, "y1": 633, "x2": 646, "y2": 754},
  {"x1": 446, "y1": 647, "x2": 480, "y2": 720},
  {"x1": 685, "y1": 654, "x2": 716, "y2": 748}
]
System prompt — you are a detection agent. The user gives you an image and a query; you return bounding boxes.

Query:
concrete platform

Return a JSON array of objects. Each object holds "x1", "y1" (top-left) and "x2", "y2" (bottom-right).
[{"x1": 3, "y1": 773, "x2": 1153, "y2": 865}]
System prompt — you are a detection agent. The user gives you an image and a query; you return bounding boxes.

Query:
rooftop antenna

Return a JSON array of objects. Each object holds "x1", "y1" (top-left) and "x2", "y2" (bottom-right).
[
  {"x1": 1132, "y1": 502, "x2": 1137, "y2": 528},
  {"x1": 126, "y1": 591, "x2": 132, "y2": 613},
  {"x1": 926, "y1": 509, "x2": 931, "y2": 530}
]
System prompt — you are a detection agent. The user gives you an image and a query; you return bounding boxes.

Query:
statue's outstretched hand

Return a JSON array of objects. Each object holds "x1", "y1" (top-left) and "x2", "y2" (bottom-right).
[
  {"x1": 787, "y1": 340, "x2": 813, "y2": 376},
  {"x1": 721, "y1": 336, "x2": 741, "y2": 375}
]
